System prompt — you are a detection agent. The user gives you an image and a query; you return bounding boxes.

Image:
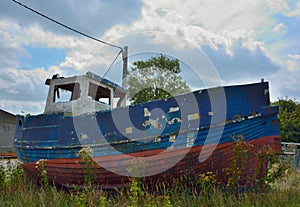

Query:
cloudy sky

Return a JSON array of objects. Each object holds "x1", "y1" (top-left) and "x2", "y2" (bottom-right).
[{"x1": 0, "y1": 0, "x2": 299, "y2": 115}]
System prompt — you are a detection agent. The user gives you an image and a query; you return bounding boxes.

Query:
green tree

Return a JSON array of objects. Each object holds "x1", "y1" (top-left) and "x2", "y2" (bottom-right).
[
  {"x1": 273, "y1": 97, "x2": 300, "y2": 143},
  {"x1": 127, "y1": 54, "x2": 191, "y2": 104}
]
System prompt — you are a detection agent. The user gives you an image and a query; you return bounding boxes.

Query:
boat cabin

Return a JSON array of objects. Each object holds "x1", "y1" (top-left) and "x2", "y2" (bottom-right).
[{"x1": 44, "y1": 72, "x2": 127, "y2": 115}]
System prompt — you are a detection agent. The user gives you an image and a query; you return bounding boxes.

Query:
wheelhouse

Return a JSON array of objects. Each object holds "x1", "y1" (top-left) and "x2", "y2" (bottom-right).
[{"x1": 44, "y1": 72, "x2": 127, "y2": 115}]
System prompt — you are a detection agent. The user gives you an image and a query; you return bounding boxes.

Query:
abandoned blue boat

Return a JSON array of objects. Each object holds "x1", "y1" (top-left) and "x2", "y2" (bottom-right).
[{"x1": 14, "y1": 69, "x2": 281, "y2": 188}]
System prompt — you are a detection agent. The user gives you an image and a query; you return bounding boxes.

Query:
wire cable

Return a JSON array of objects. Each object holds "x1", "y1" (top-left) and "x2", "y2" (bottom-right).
[
  {"x1": 12, "y1": 0, "x2": 123, "y2": 51},
  {"x1": 103, "y1": 50, "x2": 123, "y2": 78}
]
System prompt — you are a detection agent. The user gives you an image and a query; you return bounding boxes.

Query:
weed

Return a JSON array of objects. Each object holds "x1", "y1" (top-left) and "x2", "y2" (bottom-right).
[
  {"x1": 225, "y1": 135, "x2": 253, "y2": 192},
  {"x1": 35, "y1": 159, "x2": 49, "y2": 187},
  {"x1": 198, "y1": 171, "x2": 217, "y2": 186},
  {"x1": 72, "y1": 185, "x2": 87, "y2": 207},
  {"x1": 76, "y1": 146, "x2": 97, "y2": 187},
  {"x1": 254, "y1": 145, "x2": 291, "y2": 190},
  {"x1": 98, "y1": 191, "x2": 109, "y2": 206},
  {"x1": 127, "y1": 177, "x2": 142, "y2": 207},
  {"x1": 9, "y1": 162, "x2": 24, "y2": 184},
  {"x1": 0, "y1": 164, "x2": 6, "y2": 186}
]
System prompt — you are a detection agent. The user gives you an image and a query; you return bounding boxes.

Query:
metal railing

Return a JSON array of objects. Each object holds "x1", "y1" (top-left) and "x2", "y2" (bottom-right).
[
  {"x1": 0, "y1": 145, "x2": 16, "y2": 159},
  {"x1": 281, "y1": 142, "x2": 300, "y2": 171}
]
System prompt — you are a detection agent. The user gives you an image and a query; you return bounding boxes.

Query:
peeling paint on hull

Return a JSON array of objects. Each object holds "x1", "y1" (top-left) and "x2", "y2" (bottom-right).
[
  {"x1": 21, "y1": 136, "x2": 281, "y2": 188},
  {"x1": 14, "y1": 81, "x2": 281, "y2": 188}
]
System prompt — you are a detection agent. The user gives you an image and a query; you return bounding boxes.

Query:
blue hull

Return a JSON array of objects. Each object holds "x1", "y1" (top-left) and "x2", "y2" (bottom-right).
[
  {"x1": 14, "y1": 82, "x2": 278, "y2": 158},
  {"x1": 13, "y1": 81, "x2": 281, "y2": 187}
]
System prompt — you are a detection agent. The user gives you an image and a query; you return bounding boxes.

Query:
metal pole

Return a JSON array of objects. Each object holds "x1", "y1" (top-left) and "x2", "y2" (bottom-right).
[
  {"x1": 120, "y1": 46, "x2": 129, "y2": 106},
  {"x1": 122, "y1": 46, "x2": 128, "y2": 89}
]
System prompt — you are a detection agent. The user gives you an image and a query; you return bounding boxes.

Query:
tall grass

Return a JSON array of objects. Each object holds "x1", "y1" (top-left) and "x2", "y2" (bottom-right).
[
  {"x1": 1, "y1": 139, "x2": 300, "y2": 207},
  {"x1": 0, "y1": 167, "x2": 300, "y2": 207},
  {"x1": 1, "y1": 161, "x2": 300, "y2": 207}
]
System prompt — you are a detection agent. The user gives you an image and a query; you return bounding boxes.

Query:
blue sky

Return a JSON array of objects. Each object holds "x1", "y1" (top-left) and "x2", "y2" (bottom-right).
[
  {"x1": 0, "y1": 0, "x2": 300, "y2": 115},
  {"x1": 20, "y1": 46, "x2": 66, "y2": 69}
]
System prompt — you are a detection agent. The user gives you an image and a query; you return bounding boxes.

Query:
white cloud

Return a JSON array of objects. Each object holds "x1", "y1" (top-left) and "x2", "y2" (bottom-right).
[
  {"x1": 287, "y1": 54, "x2": 300, "y2": 71},
  {"x1": 0, "y1": 21, "x2": 29, "y2": 69},
  {"x1": 288, "y1": 54, "x2": 300, "y2": 59},
  {"x1": 0, "y1": 19, "x2": 122, "y2": 75},
  {"x1": 24, "y1": 26, "x2": 79, "y2": 49},
  {"x1": 0, "y1": 99, "x2": 45, "y2": 115},
  {"x1": 23, "y1": 25, "x2": 125, "y2": 74},
  {"x1": 103, "y1": 0, "x2": 271, "y2": 56},
  {"x1": 266, "y1": 0, "x2": 289, "y2": 13},
  {"x1": 272, "y1": 23, "x2": 287, "y2": 34},
  {"x1": 287, "y1": 1, "x2": 300, "y2": 16},
  {"x1": 0, "y1": 67, "x2": 55, "y2": 93},
  {"x1": 1, "y1": 0, "x2": 299, "y2": 113},
  {"x1": 0, "y1": 67, "x2": 53, "y2": 114},
  {"x1": 2, "y1": 1, "x2": 283, "y2": 74},
  {"x1": 266, "y1": 0, "x2": 300, "y2": 17},
  {"x1": 267, "y1": 66, "x2": 300, "y2": 101}
]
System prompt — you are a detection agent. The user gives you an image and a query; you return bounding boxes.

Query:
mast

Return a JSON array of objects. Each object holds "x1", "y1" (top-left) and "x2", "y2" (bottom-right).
[
  {"x1": 120, "y1": 46, "x2": 128, "y2": 106},
  {"x1": 122, "y1": 46, "x2": 129, "y2": 89}
]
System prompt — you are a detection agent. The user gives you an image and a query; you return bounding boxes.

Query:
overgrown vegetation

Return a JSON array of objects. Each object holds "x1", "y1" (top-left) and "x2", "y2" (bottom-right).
[
  {"x1": 127, "y1": 54, "x2": 191, "y2": 104},
  {"x1": 1, "y1": 139, "x2": 299, "y2": 207},
  {"x1": 273, "y1": 97, "x2": 300, "y2": 143}
]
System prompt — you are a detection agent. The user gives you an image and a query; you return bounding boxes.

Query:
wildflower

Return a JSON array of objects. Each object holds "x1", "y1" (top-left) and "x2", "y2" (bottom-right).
[{"x1": 76, "y1": 146, "x2": 93, "y2": 157}]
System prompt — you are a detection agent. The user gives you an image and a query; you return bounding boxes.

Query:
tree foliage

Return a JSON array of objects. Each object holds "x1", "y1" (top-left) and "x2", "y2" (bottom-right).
[
  {"x1": 127, "y1": 54, "x2": 191, "y2": 104},
  {"x1": 273, "y1": 97, "x2": 300, "y2": 143}
]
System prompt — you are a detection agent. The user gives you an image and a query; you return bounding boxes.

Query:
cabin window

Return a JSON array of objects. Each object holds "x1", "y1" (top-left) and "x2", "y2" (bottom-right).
[
  {"x1": 53, "y1": 83, "x2": 80, "y2": 103},
  {"x1": 88, "y1": 82, "x2": 111, "y2": 105}
]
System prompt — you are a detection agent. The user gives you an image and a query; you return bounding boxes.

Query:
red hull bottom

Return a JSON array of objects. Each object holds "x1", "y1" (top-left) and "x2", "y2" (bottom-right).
[{"x1": 22, "y1": 136, "x2": 281, "y2": 189}]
